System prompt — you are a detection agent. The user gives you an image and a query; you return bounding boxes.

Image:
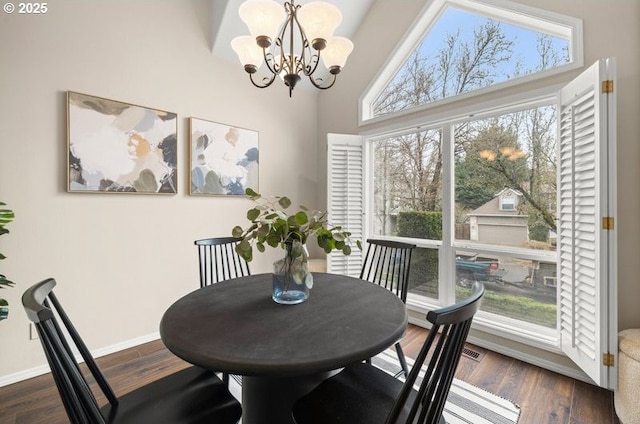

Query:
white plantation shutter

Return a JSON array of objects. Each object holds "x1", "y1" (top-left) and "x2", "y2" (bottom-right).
[
  {"x1": 558, "y1": 58, "x2": 617, "y2": 389},
  {"x1": 327, "y1": 134, "x2": 365, "y2": 276}
]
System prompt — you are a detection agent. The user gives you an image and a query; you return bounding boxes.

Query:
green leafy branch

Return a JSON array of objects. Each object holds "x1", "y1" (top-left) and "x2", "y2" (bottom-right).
[{"x1": 232, "y1": 188, "x2": 361, "y2": 263}]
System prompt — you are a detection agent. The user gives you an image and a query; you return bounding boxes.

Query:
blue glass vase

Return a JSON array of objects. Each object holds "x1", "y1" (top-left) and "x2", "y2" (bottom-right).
[{"x1": 272, "y1": 243, "x2": 312, "y2": 305}]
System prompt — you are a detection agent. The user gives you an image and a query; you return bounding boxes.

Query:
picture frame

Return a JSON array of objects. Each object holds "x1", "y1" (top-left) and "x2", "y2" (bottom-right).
[
  {"x1": 189, "y1": 117, "x2": 259, "y2": 196},
  {"x1": 67, "y1": 91, "x2": 178, "y2": 194}
]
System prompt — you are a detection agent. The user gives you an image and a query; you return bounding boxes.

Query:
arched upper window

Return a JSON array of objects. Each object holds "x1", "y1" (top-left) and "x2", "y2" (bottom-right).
[{"x1": 360, "y1": 0, "x2": 583, "y2": 123}]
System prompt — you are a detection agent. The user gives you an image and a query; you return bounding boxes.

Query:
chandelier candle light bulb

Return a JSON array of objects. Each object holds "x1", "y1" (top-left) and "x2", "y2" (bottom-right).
[{"x1": 231, "y1": 0, "x2": 354, "y2": 96}]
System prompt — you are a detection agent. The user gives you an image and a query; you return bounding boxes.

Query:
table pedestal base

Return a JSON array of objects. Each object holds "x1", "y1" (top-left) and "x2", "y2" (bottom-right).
[{"x1": 242, "y1": 371, "x2": 337, "y2": 424}]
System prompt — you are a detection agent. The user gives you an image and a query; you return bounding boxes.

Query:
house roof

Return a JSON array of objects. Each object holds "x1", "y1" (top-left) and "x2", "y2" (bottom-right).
[{"x1": 468, "y1": 188, "x2": 524, "y2": 216}]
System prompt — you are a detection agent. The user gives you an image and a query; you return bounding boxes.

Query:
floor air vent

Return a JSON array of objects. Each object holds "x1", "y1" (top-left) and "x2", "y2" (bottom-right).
[{"x1": 462, "y1": 347, "x2": 483, "y2": 362}]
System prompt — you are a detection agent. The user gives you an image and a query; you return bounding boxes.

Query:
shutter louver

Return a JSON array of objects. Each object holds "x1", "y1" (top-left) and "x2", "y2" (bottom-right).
[{"x1": 327, "y1": 134, "x2": 365, "y2": 276}]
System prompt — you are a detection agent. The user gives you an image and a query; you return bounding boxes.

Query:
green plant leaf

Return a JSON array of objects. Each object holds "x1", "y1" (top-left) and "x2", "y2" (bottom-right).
[
  {"x1": 231, "y1": 226, "x2": 244, "y2": 237},
  {"x1": 278, "y1": 196, "x2": 291, "y2": 208},
  {"x1": 257, "y1": 225, "x2": 270, "y2": 237},
  {"x1": 245, "y1": 187, "x2": 260, "y2": 198},
  {"x1": 0, "y1": 274, "x2": 14, "y2": 287},
  {"x1": 293, "y1": 211, "x2": 308, "y2": 225},
  {"x1": 247, "y1": 208, "x2": 261, "y2": 221},
  {"x1": 266, "y1": 234, "x2": 281, "y2": 247}
]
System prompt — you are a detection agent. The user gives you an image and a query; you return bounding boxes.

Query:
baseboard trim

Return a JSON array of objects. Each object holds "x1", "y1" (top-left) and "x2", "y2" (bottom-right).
[{"x1": 0, "y1": 332, "x2": 161, "y2": 388}]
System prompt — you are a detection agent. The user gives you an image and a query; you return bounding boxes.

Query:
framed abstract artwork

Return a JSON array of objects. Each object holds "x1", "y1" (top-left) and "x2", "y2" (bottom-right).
[
  {"x1": 67, "y1": 91, "x2": 178, "y2": 194},
  {"x1": 189, "y1": 118, "x2": 259, "y2": 195}
]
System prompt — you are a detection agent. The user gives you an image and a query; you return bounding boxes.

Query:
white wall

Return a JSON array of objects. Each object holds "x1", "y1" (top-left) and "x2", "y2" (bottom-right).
[
  {"x1": 0, "y1": 0, "x2": 320, "y2": 381},
  {"x1": 316, "y1": 0, "x2": 640, "y2": 377}
]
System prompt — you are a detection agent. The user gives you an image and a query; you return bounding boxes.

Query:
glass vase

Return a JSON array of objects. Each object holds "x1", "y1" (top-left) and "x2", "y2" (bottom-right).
[{"x1": 272, "y1": 243, "x2": 311, "y2": 305}]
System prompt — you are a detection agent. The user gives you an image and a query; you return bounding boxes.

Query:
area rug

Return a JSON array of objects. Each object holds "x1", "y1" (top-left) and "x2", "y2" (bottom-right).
[
  {"x1": 372, "y1": 349, "x2": 520, "y2": 424},
  {"x1": 227, "y1": 348, "x2": 520, "y2": 424}
]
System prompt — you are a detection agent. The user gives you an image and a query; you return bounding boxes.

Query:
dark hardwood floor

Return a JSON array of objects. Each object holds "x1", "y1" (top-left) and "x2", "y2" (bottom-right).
[{"x1": 0, "y1": 324, "x2": 618, "y2": 424}]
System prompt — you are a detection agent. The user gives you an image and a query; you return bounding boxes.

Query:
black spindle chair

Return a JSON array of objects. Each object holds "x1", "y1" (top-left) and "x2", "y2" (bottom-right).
[
  {"x1": 22, "y1": 278, "x2": 242, "y2": 424},
  {"x1": 292, "y1": 283, "x2": 485, "y2": 424},
  {"x1": 360, "y1": 238, "x2": 416, "y2": 377},
  {"x1": 195, "y1": 236, "x2": 250, "y2": 385},
  {"x1": 195, "y1": 237, "x2": 250, "y2": 288}
]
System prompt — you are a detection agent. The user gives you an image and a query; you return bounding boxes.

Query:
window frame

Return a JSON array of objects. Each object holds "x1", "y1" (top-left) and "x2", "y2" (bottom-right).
[
  {"x1": 499, "y1": 192, "x2": 517, "y2": 211},
  {"x1": 363, "y1": 88, "x2": 563, "y2": 351},
  {"x1": 329, "y1": 60, "x2": 617, "y2": 386},
  {"x1": 359, "y1": 0, "x2": 584, "y2": 125}
]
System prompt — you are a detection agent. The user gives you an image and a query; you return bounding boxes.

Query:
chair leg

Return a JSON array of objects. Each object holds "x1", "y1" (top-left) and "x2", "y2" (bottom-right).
[{"x1": 394, "y1": 342, "x2": 409, "y2": 378}]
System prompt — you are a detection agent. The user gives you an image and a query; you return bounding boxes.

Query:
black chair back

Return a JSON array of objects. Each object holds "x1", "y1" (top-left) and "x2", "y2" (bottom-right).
[
  {"x1": 23, "y1": 278, "x2": 243, "y2": 424},
  {"x1": 291, "y1": 283, "x2": 484, "y2": 424},
  {"x1": 387, "y1": 283, "x2": 485, "y2": 424},
  {"x1": 195, "y1": 237, "x2": 250, "y2": 287},
  {"x1": 22, "y1": 278, "x2": 116, "y2": 424},
  {"x1": 360, "y1": 239, "x2": 416, "y2": 302},
  {"x1": 360, "y1": 238, "x2": 416, "y2": 377}
]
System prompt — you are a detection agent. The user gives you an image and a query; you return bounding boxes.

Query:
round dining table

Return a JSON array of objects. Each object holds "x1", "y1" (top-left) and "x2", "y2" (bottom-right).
[{"x1": 160, "y1": 272, "x2": 407, "y2": 424}]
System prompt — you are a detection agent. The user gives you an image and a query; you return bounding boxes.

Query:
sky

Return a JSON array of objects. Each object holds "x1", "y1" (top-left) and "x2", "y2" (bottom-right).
[{"x1": 415, "y1": 6, "x2": 569, "y2": 80}]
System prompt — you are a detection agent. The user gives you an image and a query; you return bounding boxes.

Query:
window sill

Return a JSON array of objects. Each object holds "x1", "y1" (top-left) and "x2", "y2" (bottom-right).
[{"x1": 406, "y1": 296, "x2": 560, "y2": 354}]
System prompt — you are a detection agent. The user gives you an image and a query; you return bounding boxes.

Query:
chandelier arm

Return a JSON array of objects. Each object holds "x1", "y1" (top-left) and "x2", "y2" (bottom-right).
[
  {"x1": 308, "y1": 72, "x2": 337, "y2": 90},
  {"x1": 291, "y1": 7, "x2": 312, "y2": 76},
  {"x1": 249, "y1": 72, "x2": 277, "y2": 89},
  {"x1": 262, "y1": 49, "x2": 280, "y2": 76},
  {"x1": 302, "y1": 52, "x2": 322, "y2": 77}
]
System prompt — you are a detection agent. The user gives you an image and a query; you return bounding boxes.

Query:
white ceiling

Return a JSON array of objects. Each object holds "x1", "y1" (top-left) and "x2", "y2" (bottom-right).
[{"x1": 211, "y1": 0, "x2": 375, "y2": 66}]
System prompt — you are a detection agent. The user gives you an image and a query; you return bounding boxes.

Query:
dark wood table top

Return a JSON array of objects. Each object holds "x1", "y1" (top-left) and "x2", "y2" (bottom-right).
[{"x1": 160, "y1": 272, "x2": 407, "y2": 377}]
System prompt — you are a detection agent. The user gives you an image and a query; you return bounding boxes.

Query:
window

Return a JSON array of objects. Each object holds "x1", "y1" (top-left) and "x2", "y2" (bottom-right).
[
  {"x1": 329, "y1": 0, "x2": 616, "y2": 390},
  {"x1": 330, "y1": 59, "x2": 617, "y2": 389},
  {"x1": 360, "y1": 0, "x2": 583, "y2": 123},
  {"x1": 499, "y1": 192, "x2": 517, "y2": 211}
]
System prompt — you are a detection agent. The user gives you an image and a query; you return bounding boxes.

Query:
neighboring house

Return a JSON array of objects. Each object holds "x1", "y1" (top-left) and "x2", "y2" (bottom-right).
[{"x1": 468, "y1": 188, "x2": 528, "y2": 245}]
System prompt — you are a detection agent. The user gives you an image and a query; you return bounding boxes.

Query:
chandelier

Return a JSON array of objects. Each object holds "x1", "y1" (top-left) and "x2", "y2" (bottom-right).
[{"x1": 231, "y1": 0, "x2": 354, "y2": 97}]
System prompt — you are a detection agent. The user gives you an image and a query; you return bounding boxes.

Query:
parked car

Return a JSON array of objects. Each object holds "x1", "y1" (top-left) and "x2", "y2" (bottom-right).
[{"x1": 456, "y1": 254, "x2": 504, "y2": 287}]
